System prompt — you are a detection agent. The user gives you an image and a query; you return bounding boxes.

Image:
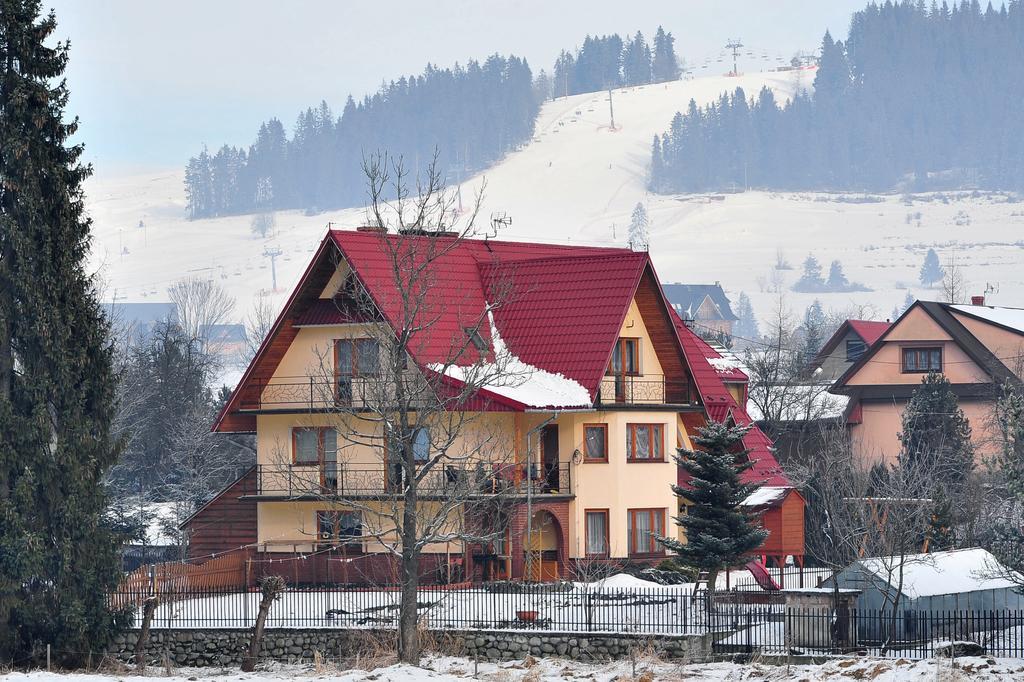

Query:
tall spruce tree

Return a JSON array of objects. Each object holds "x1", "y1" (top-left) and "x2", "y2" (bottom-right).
[
  {"x1": 898, "y1": 373, "x2": 975, "y2": 488},
  {"x1": 658, "y1": 421, "x2": 767, "y2": 597},
  {"x1": 0, "y1": 1, "x2": 126, "y2": 664},
  {"x1": 898, "y1": 373, "x2": 975, "y2": 547}
]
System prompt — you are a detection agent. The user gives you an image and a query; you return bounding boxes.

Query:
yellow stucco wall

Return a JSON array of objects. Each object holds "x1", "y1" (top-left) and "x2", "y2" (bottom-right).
[{"x1": 251, "y1": 285, "x2": 691, "y2": 563}]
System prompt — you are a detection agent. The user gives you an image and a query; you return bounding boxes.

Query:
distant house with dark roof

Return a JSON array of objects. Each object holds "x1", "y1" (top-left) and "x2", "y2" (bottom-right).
[
  {"x1": 813, "y1": 319, "x2": 891, "y2": 380},
  {"x1": 662, "y1": 283, "x2": 738, "y2": 339},
  {"x1": 108, "y1": 301, "x2": 177, "y2": 342}
]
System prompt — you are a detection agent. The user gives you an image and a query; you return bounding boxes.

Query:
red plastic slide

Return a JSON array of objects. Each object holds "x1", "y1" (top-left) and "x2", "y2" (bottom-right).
[{"x1": 744, "y1": 558, "x2": 781, "y2": 591}]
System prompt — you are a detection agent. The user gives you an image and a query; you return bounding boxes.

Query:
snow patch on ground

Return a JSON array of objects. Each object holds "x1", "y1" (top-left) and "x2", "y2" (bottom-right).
[{"x1": 9, "y1": 654, "x2": 1024, "y2": 680}]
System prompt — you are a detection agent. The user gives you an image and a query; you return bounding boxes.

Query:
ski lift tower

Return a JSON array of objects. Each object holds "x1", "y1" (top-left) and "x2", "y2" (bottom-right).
[{"x1": 726, "y1": 38, "x2": 744, "y2": 76}]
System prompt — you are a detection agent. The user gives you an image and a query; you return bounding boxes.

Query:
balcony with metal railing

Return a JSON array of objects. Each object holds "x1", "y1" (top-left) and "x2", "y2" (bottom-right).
[
  {"x1": 238, "y1": 375, "x2": 422, "y2": 412},
  {"x1": 242, "y1": 462, "x2": 572, "y2": 500},
  {"x1": 597, "y1": 374, "x2": 693, "y2": 406}
]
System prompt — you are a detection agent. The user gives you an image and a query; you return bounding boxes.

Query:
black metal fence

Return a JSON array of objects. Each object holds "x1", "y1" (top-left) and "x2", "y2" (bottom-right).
[
  {"x1": 115, "y1": 584, "x2": 713, "y2": 635},
  {"x1": 114, "y1": 583, "x2": 1024, "y2": 659}
]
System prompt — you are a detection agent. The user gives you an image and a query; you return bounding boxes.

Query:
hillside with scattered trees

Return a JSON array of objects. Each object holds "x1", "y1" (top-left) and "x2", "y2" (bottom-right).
[
  {"x1": 185, "y1": 54, "x2": 537, "y2": 219},
  {"x1": 185, "y1": 27, "x2": 682, "y2": 220},
  {"x1": 650, "y1": 1, "x2": 1024, "y2": 193}
]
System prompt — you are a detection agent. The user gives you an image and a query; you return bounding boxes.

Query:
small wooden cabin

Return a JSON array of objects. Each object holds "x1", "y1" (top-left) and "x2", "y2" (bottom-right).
[{"x1": 742, "y1": 486, "x2": 806, "y2": 586}]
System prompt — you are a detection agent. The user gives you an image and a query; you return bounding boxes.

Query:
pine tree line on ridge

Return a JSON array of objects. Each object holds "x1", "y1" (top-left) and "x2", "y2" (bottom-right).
[
  {"x1": 185, "y1": 54, "x2": 537, "y2": 219},
  {"x1": 539, "y1": 27, "x2": 681, "y2": 99},
  {"x1": 650, "y1": 1, "x2": 1024, "y2": 194}
]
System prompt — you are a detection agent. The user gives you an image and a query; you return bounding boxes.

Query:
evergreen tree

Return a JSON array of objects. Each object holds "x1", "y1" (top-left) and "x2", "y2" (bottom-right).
[
  {"x1": 733, "y1": 292, "x2": 760, "y2": 340},
  {"x1": 926, "y1": 486, "x2": 956, "y2": 552},
  {"x1": 901, "y1": 291, "x2": 915, "y2": 317},
  {"x1": 799, "y1": 300, "x2": 828, "y2": 367},
  {"x1": 627, "y1": 202, "x2": 649, "y2": 251},
  {"x1": 651, "y1": 26, "x2": 680, "y2": 83},
  {"x1": 919, "y1": 248, "x2": 945, "y2": 286},
  {"x1": 793, "y1": 254, "x2": 825, "y2": 292},
  {"x1": 826, "y1": 259, "x2": 849, "y2": 291},
  {"x1": 622, "y1": 31, "x2": 653, "y2": 86},
  {"x1": 0, "y1": 0, "x2": 126, "y2": 663},
  {"x1": 898, "y1": 373, "x2": 975, "y2": 492},
  {"x1": 658, "y1": 421, "x2": 767, "y2": 596}
]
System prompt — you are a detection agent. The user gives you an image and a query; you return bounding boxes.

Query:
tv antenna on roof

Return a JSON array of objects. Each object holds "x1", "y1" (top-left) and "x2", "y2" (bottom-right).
[{"x1": 488, "y1": 212, "x2": 512, "y2": 239}]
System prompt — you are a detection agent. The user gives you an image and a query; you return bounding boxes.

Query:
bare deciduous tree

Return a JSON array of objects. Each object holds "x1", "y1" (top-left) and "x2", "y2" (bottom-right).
[
  {"x1": 262, "y1": 151, "x2": 533, "y2": 663},
  {"x1": 168, "y1": 276, "x2": 237, "y2": 359},
  {"x1": 941, "y1": 250, "x2": 967, "y2": 304}
]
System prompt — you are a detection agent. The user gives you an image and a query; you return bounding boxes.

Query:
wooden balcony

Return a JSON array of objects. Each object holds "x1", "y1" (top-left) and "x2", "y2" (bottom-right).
[{"x1": 242, "y1": 462, "x2": 573, "y2": 500}]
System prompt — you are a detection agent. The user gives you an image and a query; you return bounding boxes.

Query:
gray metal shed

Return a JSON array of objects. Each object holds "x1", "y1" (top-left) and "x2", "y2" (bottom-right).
[{"x1": 825, "y1": 548, "x2": 1024, "y2": 640}]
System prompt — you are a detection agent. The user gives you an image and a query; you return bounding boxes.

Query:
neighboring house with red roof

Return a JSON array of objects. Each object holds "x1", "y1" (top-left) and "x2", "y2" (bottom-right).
[
  {"x1": 830, "y1": 298, "x2": 1024, "y2": 465},
  {"x1": 812, "y1": 319, "x2": 892, "y2": 380},
  {"x1": 190, "y1": 228, "x2": 799, "y2": 584}
]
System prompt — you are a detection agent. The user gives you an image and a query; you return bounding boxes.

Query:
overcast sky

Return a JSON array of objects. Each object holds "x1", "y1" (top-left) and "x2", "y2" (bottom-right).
[{"x1": 48, "y1": 1, "x2": 867, "y2": 172}]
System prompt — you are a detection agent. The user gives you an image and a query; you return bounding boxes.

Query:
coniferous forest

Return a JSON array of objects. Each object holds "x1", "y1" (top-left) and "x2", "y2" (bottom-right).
[
  {"x1": 184, "y1": 54, "x2": 537, "y2": 219},
  {"x1": 543, "y1": 27, "x2": 680, "y2": 98},
  {"x1": 185, "y1": 27, "x2": 681, "y2": 220},
  {"x1": 650, "y1": 1, "x2": 1024, "y2": 194}
]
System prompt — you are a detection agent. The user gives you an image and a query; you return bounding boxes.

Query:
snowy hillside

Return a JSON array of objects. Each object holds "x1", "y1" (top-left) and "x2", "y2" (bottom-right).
[{"x1": 85, "y1": 67, "x2": 1024, "y2": 347}]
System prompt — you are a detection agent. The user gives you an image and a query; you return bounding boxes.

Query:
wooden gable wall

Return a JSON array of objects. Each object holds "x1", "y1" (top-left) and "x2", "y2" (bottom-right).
[{"x1": 633, "y1": 268, "x2": 694, "y2": 403}]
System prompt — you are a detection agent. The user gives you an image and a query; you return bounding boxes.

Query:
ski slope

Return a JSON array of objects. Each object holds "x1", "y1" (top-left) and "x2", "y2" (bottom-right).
[{"x1": 84, "y1": 67, "x2": 1024, "y2": 342}]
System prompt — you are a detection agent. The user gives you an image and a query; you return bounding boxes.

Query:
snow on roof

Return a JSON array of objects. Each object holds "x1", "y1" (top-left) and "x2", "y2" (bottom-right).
[
  {"x1": 741, "y1": 486, "x2": 790, "y2": 508},
  {"x1": 857, "y1": 548, "x2": 1020, "y2": 599},
  {"x1": 429, "y1": 311, "x2": 592, "y2": 409},
  {"x1": 951, "y1": 304, "x2": 1024, "y2": 334}
]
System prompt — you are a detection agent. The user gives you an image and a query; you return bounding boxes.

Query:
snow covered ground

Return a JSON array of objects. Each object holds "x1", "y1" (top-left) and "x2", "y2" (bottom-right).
[
  {"x1": 83, "y1": 66, "x2": 1024, "y2": 367},
  {"x1": 8, "y1": 654, "x2": 1024, "y2": 681}
]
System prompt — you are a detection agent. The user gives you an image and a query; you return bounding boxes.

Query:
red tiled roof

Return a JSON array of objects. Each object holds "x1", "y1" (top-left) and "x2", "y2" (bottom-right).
[
  {"x1": 479, "y1": 253, "x2": 647, "y2": 389},
  {"x1": 671, "y1": 311, "x2": 789, "y2": 488},
  {"x1": 330, "y1": 230, "x2": 642, "y2": 401},
  {"x1": 847, "y1": 319, "x2": 891, "y2": 346}
]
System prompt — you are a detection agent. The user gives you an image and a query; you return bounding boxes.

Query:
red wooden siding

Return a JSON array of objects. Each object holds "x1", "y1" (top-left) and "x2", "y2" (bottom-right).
[{"x1": 183, "y1": 468, "x2": 258, "y2": 560}]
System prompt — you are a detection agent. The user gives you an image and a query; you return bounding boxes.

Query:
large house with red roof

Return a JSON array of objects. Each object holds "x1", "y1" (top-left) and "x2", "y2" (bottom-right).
[{"x1": 187, "y1": 228, "x2": 801, "y2": 584}]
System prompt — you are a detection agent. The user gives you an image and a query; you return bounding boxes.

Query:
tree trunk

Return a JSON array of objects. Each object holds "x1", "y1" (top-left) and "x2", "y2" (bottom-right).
[
  {"x1": 241, "y1": 590, "x2": 275, "y2": 671},
  {"x1": 135, "y1": 596, "x2": 158, "y2": 670},
  {"x1": 398, "y1": 471, "x2": 420, "y2": 663},
  {"x1": 704, "y1": 568, "x2": 719, "y2": 625}
]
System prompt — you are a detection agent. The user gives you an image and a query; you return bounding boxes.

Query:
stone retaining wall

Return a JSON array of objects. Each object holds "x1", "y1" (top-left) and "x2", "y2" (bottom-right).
[
  {"x1": 109, "y1": 629, "x2": 711, "y2": 667},
  {"x1": 462, "y1": 631, "x2": 712, "y2": 662}
]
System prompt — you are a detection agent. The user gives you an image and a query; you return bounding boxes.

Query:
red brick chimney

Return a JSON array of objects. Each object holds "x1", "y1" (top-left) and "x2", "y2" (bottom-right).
[{"x1": 971, "y1": 295, "x2": 985, "y2": 306}]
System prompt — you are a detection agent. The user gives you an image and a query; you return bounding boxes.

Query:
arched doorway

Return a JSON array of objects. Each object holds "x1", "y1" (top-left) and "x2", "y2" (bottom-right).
[{"x1": 524, "y1": 510, "x2": 561, "y2": 581}]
